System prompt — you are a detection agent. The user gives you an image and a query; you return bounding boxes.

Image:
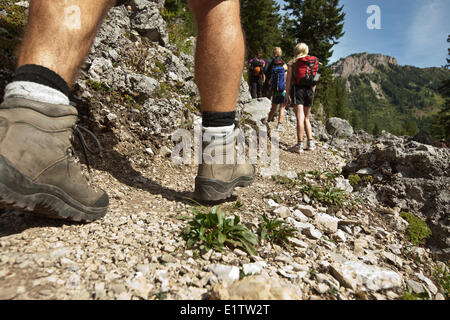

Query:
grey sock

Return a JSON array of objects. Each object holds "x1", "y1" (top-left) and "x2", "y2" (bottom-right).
[{"x1": 4, "y1": 81, "x2": 70, "y2": 105}]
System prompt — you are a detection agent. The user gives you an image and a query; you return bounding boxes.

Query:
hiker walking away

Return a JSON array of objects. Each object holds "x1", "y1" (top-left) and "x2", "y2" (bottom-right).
[
  {"x1": 248, "y1": 51, "x2": 266, "y2": 99},
  {"x1": 0, "y1": 0, "x2": 255, "y2": 222},
  {"x1": 266, "y1": 47, "x2": 288, "y2": 130},
  {"x1": 285, "y1": 43, "x2": 320, "y2": 153}
]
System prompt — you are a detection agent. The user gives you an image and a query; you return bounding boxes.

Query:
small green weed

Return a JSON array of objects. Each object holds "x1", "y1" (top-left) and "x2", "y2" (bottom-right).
[
  {"x1": 329, "y1": 287, "x2": 339, "y2": 297},
  {"x1": 309, "y1": 267, "x2": 317, "y2": 279},
  {"x1": 233, "y1": 201, "x2": 245, "y2": 210},
  {"x1": 300, "y1": 183, "x2": 346, "y2": 206},
  {"x1": 273, "y1": 170, "x2": 350, "y2": 206},
  {"x1": 266, "y1": 193, "x2": 282, "y2": 204},
  {"x1": 155, "y1": 292, "x2": 167, "y2": 300},
  {"x1": 258, "y1": 215, "x2": 296, "y2": 246},
  {"x1": 272, "y1": 175, "x2": 299, "y2": 187},
  {"x1": 401, "y1": 290, "x2": 429, "y2": 300},
  {"x1": 86, "y1": 80, "x2": 112, "y2": 93},
  {"x1": 348, "y1": 174, "x2": 361, "y2": 187},
  {"x1": 433, "y1": 265, "x2": 449, "y2": 299},
  {"x1": 154, "y1": 60, "x2": 167, "y2": 73},
  {"x1": 182, "y1": 206, "x2": 258, "y2": 255},
  {"x1": 400, "y1": 212, "x2": 432, "y2": 246}
]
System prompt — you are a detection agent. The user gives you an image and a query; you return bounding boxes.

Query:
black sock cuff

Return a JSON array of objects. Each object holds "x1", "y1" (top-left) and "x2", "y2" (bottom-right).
[
  {"x1": 13, "y1": 64, "x2": 69, "y2": 97},
  {"x1": 202, "y1": 111, "x2": 236, "y2": 127}
]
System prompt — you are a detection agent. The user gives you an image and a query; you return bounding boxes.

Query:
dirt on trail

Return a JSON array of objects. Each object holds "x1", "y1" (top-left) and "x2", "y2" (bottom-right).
[{"x1": 0, "y1": 117, "x2": 348, "y2": 300}]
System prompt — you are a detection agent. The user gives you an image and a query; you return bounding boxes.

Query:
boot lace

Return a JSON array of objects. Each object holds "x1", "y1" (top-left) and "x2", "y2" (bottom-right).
[{"x1": 72, "y1": 124, "x2": 103, "y2": 180}]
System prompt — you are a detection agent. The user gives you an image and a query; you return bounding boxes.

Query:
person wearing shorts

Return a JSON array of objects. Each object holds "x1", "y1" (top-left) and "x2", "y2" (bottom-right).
[
  {"x1": 266, "y1": 47, "x2": 287, "y2": 130},
  {"x1": 286, "y1": 43, "x2": 317, "y2": 153}
]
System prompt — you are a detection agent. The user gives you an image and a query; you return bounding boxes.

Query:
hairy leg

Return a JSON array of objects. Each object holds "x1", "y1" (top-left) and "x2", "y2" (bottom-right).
[
  {"x1": 293, "y1": 104, "x2": 305, "y2": 143},
  {"x1": 303, "y1": 106, "x2": 313, "y2": 140},
  {"x1": 188, "y1": 0, "x2": 244, "y2": 112},
  {"x1": 18, "y1": 0, "x2": 116, "y2": 86}
]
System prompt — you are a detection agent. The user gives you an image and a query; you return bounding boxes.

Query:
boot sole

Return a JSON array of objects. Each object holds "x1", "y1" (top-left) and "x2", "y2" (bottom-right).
[
  {"x1": 194, "y1": 174, "x2": 255, "y2": 202},
  {"x1": 0, "y1": 155, "x2": 107, "y2": 222}
]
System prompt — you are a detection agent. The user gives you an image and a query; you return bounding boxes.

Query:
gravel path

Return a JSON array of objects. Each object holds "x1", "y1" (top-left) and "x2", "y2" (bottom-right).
[{"x1": 0, "y1": 120, "x2": 446, "y2": 300}]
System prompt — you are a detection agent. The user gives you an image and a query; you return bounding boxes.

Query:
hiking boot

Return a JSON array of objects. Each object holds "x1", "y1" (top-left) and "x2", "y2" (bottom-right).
[
  {"x1": 291, "y1": 142, "x2": 304, "y2": 154},
  {"x1": 194, "y1": 127, "x2": 255, "y2": 201},
  {"x1": 0, "y1": 97, "x2": 108, "y2": 222},
  {"x1": 306, "y1": 140, "x2": 316, "y2": 151}
]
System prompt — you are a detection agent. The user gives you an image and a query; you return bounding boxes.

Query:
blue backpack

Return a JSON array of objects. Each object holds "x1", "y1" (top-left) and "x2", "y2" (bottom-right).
[{"x1": 270, "y1": 57, "x2": 286, "y2": 91}]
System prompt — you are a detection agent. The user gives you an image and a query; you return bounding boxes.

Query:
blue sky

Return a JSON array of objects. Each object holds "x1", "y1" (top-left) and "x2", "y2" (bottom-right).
[{"x1": 276, "y1": 0, "x2": 450, "y2": 68}]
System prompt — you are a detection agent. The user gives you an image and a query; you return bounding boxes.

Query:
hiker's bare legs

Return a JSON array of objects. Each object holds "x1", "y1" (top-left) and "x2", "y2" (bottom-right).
[
  {"x1": 188, "y1": 0, "x2": 244, "y2": 112},
  {"x1": 268, "y1": 104, "x2": 278, "y2": 122},
  {"x1": 18, "y1": 0, "x2": 115, "y2": 86},
  {"x1": 278, "y1": 104, "x2": 285, "y2": 123},
  {"x1": 294, "y1": 104, "x2": 305, "y2": 143},
  {"x1": 0, "y1": 0, "x2": 115, "y2": 221},
  {"x1": 189, "y1": 0, "x2": 254, "y2": 201},
  {"x1": 304, "y1": 106, "x2": 312, "y2": 140}
]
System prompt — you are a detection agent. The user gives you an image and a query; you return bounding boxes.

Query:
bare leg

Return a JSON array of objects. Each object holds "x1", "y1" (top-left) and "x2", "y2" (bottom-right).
[
  {"x1": 278, "y1": 103, "x2": 285, "y2": 123},
  {"x1": 18, "y1": 0, "x2": 116, "y2": 86},
  {"x1": 268, "y1": 103, "x2": 278, "y2": 122},
  {"x1": 293, "y1": 104, "x2": 305, "y2": 143},
  {"x1": 188, "y1": 0, "x2": 244, "y2": 112},
  {"x1": 303, "y1": 106, "x2": 313, "y2": 140}
]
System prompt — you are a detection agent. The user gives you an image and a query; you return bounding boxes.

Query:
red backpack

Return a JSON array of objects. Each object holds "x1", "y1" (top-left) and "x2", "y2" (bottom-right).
[{"x1": 294, "y1": 56, "x2": 319, "y2": 86}]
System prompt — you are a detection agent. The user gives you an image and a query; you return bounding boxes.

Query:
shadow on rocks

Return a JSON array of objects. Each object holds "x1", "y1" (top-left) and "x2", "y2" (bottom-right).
[
  {"x1": 0, "y1": 208, "x2": 81, "y2": 237},
  {"x1": 74, "y1": 102, "x2": 239, "y2": 208}
]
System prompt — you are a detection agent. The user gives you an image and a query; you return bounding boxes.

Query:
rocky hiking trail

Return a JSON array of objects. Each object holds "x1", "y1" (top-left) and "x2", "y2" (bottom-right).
[
  {"x1": 1, "y1": 0, "x2": 448, "y2": 301},
  {"x1": 0, "y1": 118, "x2": 447, "y2": 300}
]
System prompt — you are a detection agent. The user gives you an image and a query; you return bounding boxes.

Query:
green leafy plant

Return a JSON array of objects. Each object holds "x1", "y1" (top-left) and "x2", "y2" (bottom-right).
[
  {"x1": 329, "y1": 288, "x2": 339, "y2": 297},
  {"x1": 154, "y1": 60, "x2": 167, "y2": 73},
  {"x1": 348, "y1": 174, "x2": 361, "y2": 187},
  {"x1": 154, "y1": 292, "x2": 167, "y2": 300},
  {"x1": 433, "y1": 265, "x2": 449, "y2": 300},
  {"x1": 258, "y1": 215, "x2": 296, "y2": 246},
  {"x1": 401, "y1": 289, "x2": 430, "y2": 300},
  {"x1": 300, "y1": 183, "x2": 346, "y2": 206},
  {"x1": 233, "y1": 200, "x2": 245, "y2": 210},
  {"x1": 274, "y1": 171, "x2": 350, "y2": 206},
  {"x1": 182, "y1": 206, "x2": 258, "y2": 255},
  {"x1": 400, "y1": 212, "x2": 432, "y2": 246},
  {"x1": 272, "y1": 175, "x2": 299, "y2": 187},
  {"x1": 309, "y1": 267, "x2": 317, "y2": 279}
]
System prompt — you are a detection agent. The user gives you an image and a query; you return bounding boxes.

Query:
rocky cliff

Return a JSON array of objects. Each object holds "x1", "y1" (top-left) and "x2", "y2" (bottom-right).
[
  {"x1": 332, "y1": 52, "x2": 398, "y2": 78},
  {"x1": 330, "y1": 52, "x2": 449, "y2": 137}
]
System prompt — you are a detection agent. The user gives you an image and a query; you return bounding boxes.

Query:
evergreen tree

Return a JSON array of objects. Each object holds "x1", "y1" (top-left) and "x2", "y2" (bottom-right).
[
  {"x1": 241, "y1": 0, "x2": 283, "y2": 58},
  {"x1": 280, "y1": 13, "x2": 297, "y2": 61},
  {"x1": 372, "y1": 122, "x2": 381, "y2": 136},
  {"x1": 350, "y1": 110, "x2": 361, "y2": 131},
  {"x1": 446, "y1": 34, "x2": 450, "y2": 68},
  {"x1": 439, "y1": 36, "x2": 450, "y2": 139},
  {"x1": 402, "y1": 118, "x2": 419, "y2": 136},
  {"x1": 437, "y1": 79, "x2": 450, "y2": 140},
  {"x1": 283, "y1": 0, "x2": 345, "y2": 107},
  {"x1": 283, "y1": 0, "x2": 345, "y2": 65}
]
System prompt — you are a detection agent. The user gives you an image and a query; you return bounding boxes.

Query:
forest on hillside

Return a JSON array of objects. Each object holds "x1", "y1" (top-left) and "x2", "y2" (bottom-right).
[{"x1": 162, "y1": 0, "x2": 450, "y2": 141}]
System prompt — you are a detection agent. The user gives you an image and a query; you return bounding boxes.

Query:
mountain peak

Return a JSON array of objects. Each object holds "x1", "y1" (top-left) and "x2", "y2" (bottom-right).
[{"x1": 332, "y1": 53, "x2": 398, "y2": 78}]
